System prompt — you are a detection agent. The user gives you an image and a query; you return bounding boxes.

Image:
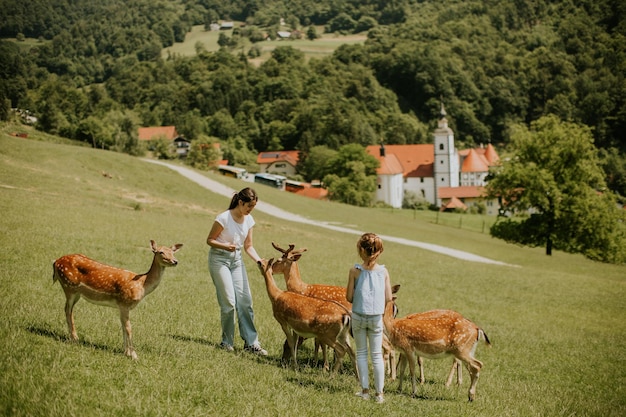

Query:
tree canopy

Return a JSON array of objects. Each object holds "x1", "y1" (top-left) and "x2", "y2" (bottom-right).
[
  {"x1": 1, "y1": 0, "x2": 625, "y2": 207},
  {"x1": 486, "y1": 115, "x2": 626, "y2": 263}
]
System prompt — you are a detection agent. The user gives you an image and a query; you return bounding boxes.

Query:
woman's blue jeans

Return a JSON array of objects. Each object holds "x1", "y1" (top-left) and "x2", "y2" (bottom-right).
[{"x1": 208, "y1": 248, "x2": 259, "y2": 347}]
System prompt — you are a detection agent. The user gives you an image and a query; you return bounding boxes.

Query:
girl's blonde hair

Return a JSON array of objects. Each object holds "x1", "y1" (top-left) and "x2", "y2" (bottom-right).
[{"x1": 357, "y1": 233, "x2": 384, "y2": 267}]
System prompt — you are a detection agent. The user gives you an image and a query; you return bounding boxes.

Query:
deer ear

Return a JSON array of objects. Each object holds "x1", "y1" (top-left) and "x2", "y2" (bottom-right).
[
  {"x1": 150, "y1": 240, "x2": 157, "y2": 252},
  {"x1": 173, "y1": 243, "x2": 183, "y2": 252}
]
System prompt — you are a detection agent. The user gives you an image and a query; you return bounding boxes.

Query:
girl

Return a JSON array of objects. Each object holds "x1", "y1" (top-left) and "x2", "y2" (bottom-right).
[{"x1": 346, "y1": 233, "x2": 393, "y2": 403}]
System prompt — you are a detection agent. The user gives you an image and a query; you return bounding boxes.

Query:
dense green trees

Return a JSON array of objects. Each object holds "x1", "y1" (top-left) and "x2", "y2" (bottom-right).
[
  {"x1": 322, "y1": 143, "x2": 379, "y2": 206},
  {"x1": 1, "y1": 0, "x2": 625, "y2": 215},
  {"x1": 487, "y1": 116, "x2": 626, "y2": 263}
]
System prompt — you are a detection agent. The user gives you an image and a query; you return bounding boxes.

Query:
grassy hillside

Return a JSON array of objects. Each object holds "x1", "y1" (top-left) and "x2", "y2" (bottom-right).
[
  {"x1": 1, "y1": 132, "x2": 625, "y2": 416},
  {"x1": 162, "y1": 24, "x2": 366, "y2": 65}
]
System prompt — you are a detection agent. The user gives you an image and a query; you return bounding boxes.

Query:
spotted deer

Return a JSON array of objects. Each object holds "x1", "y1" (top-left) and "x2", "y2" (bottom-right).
[
  {"x1": 384, "y1": 289, "x2": 490, "y2": 401},
  {"x1": 52, "y1": 240, "x2": 183, "y2": 360},
  {"x1": 270, "y1": 242, "x2": 396, "y2": 379},
  {"x1": 256, "y1": 258, "x2": 358, "y2": 378}
]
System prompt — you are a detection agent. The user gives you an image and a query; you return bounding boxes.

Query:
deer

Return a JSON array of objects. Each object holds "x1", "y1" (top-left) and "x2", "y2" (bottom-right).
[
  {"x1": 256, "y1": 258, "x2": 358, "y2": 379},
  {"x1": 52, "y1": 240, "x2": 183, "y2": 360},
  {"x1": 270, "y1": 242, "x2": 396, "y2": 379},
  {"x1": 383, "y1": 287, "x2": 491, "y2": 401}
]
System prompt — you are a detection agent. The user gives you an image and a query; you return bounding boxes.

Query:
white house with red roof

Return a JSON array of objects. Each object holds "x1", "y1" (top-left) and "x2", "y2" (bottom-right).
[
  {"x1": 256, "y1": 150, "x2": 300, "y2": 176},
  {"x1": 366, "y1": 106, "x2": 500, "y2": 212}
]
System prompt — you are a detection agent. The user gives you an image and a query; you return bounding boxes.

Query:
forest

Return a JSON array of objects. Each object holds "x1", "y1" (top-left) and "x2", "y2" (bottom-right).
[{"x1": 0, "y1": 0, "x2": 625, "y2": 198}]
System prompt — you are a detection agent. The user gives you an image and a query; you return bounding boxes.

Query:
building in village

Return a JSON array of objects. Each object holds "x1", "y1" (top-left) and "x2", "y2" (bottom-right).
[
  {"x1": 365, "y1": 106, "x2": 500, "y2": 214},
  {"x1": 256, "y1": 150, "x2": 300, "y2": 176},
  {"x1": 253, "y1": 107, "x2": 500, "y2": 211},
  {"x1": 138, "y1": 126, "x2": 190, "y2": 157}
]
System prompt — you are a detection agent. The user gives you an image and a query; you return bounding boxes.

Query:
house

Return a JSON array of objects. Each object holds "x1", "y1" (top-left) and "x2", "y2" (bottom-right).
[
  {"x1": 367, "y1": 143, "x2": 436, "y2": 208},
  {"x1": 256, "y1": 150, "x2": 300, "y2": 176},
  {"x1": 138, "y1": 126, "x2": 190, "y2": 157},
  {"x1": 366, "y1": 105, "x2": 500, "y2": 211},
  {"x1": 437, "y1": 186, "x2": 499, "y2": 215}
]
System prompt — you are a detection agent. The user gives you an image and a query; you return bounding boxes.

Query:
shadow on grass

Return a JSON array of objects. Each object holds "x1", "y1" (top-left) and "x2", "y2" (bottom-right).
[
  {"x1": 25, "y1": 324, "x2": 119, "y2": 354},
  {"x1": 168, "y1": 333, "x2": 285, "y2": 367},
  {"x1": 389, "y1": 381, "x2": 460, "y2": 402}
]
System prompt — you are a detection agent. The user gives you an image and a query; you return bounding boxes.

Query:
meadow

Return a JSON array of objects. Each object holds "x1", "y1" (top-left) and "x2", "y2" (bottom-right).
[
  {"x1": 162, "y1": 24, "x2": 366, "y2": 64},
  {"x1": 1, "y1": 129, "x2": 625, "y2": 416}
]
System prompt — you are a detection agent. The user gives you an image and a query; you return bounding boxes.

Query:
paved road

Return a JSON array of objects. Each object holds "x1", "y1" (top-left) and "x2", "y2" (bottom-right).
[{"x1": 145, "y1": 159, "x2": 512, "y2": 266}]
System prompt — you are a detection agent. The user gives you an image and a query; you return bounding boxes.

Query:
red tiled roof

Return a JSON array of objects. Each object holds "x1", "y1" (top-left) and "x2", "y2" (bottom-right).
[
  {"x1": 376, "y1": 153, "x2": 404, "y2": 175},
  {"x1": 256, "y1": 150, "x2": 300, "y2": 166},
  {"x1": 461, "y1": 148, "x2": 489, "y2": 173},
  {"x1": 440, "y1": 196, "x2": 467, "y2": 211},
  {"x1": 294, "y1": 187, "x2": 328, "y2": 200},
  {"x1": 138, "y1": 126, "x2": 178, "y2": 141},
  {"x1": 483, "y1": 143, "x2": 499, "y2": 165},
  {"x1": 438, "y1": 186, "x2": 486, "y2": 199},
  {"x1": 366, "y1": 144, "x2": 434, "y2": 178},
  {"x1": 459, "y1": 144, "x2": 500, "y2": 167}
]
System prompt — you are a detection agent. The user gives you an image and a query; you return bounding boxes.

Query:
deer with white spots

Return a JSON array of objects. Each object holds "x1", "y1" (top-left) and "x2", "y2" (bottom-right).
[
  {"x1": 52, "y1": 240, "x2": 183, "y2": 360},
  {"x1": 270, "y1": 242, "x2": 396, "y2": 378},
  {"x1": 384, "y1": 288, "x2": 490, "y2": 401},
  {"x1": 256, "y1": 257, "x2": 357, "y2": 378}
]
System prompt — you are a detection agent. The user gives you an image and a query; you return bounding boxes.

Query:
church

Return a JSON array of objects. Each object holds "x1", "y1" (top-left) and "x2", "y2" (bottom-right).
[{"x1": 365, "y1": 106, "x2": 500, "y2": 214}]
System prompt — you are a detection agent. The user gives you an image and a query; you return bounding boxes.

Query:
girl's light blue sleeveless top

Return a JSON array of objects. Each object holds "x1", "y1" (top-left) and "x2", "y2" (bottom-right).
[{"x1": 352, "y1": 264, "x2": 387, "y2": 315}]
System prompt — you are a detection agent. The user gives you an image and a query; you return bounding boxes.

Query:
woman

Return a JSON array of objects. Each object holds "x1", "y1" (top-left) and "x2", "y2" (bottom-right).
[{"x1": 207, "y1": 187, "x2": 267, "y2": 355}]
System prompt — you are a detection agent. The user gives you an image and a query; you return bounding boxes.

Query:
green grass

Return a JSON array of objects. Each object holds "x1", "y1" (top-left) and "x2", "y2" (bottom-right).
[
  {"x1": 1, "y1": 131, "x2": 625, "y2": 416},
  {"x1": 162, "y1": 24, "x2": 366, "y2": 64}
]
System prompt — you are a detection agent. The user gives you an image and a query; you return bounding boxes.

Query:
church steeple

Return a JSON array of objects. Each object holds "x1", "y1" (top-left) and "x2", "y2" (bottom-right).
[{"x1": 433, "y1": 102, "x2": 459, "y2": 193}]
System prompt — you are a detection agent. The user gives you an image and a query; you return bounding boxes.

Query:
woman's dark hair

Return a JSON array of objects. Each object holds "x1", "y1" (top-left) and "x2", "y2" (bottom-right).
[{"x1": 228, "y1": 187, "x2": 258, "y2": 209}]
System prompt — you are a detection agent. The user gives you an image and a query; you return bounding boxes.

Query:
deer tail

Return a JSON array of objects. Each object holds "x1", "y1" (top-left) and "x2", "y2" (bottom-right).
[
  {"x1": 479, "y1": 329, "x2": 491, "y2": 347},
  {"x1": 52, "y1": 261, "x2": 59, "y2": 284}
]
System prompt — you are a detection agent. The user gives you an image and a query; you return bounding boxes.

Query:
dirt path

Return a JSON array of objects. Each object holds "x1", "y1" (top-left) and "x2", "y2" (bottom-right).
[{"x1": 145, "y1": 160, "x2": 513, "y2": 266}]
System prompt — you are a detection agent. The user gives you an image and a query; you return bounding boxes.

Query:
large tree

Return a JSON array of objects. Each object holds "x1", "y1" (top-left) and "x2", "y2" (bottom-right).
[
  {"x1": 486, "y1": 115, "x2": 626, "y2": 264},
  {"x1": 322, "y1": 143, "x2": 379, "y2": 207}
]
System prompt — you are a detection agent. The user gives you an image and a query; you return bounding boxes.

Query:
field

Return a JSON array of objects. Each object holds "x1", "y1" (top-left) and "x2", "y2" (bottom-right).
[
  {"x1": 162, "y1": 24, "x2": 366, "y2": 64},
  {"x1": 1, "y1": 128, "x2": 625, "y2": 416}
]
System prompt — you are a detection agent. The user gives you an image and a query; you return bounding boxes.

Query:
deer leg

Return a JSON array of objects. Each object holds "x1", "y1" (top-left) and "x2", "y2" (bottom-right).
[
  {"x1": 396, "y1": 352, "x2": 407, "y2": 392},
  {"x1": 330, "y1": 343, "x2": 345, "y2": 374},
  {"x1": 385, "y1": 349, "x2": 397, "y2": 380},
  {"x1": 282, "y1": 326, "x2": 299, "y2": 370},
  {"x1": 382, "y1": 335, "x2": 396, "y2": 380},
  {"x1": 445, "y1": 359, "x2": 462, "y2": 387},
  {"x1": 64, "y1": 292, "x2": 80, "y2": 341},
  {"x1": 119, "y1": 308, "x2": 137, "y2": 360},
  {"x1": 462, "y1": 357, "x2": 483, "y2": 402},
  {"x1": 418, "y1": 355, "x2": 425, "y2": 384},
  {"x1": 342, "y1": 341, "x2": 358, "y2": 380},
  {"x1": 281, "y1": 339, "x2": 291, "y2": 363},
  {"x1": 405, "y1": 350, "x2": 418, "y2": 397},
  {"x1": 317, "y1": 340, "x2": 330, "y2": 371}
]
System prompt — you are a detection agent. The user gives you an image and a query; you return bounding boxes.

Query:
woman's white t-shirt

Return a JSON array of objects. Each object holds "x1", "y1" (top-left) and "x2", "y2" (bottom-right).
[{"x1": 214, "y1": 210, "x2": 255, "y2": 249}]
